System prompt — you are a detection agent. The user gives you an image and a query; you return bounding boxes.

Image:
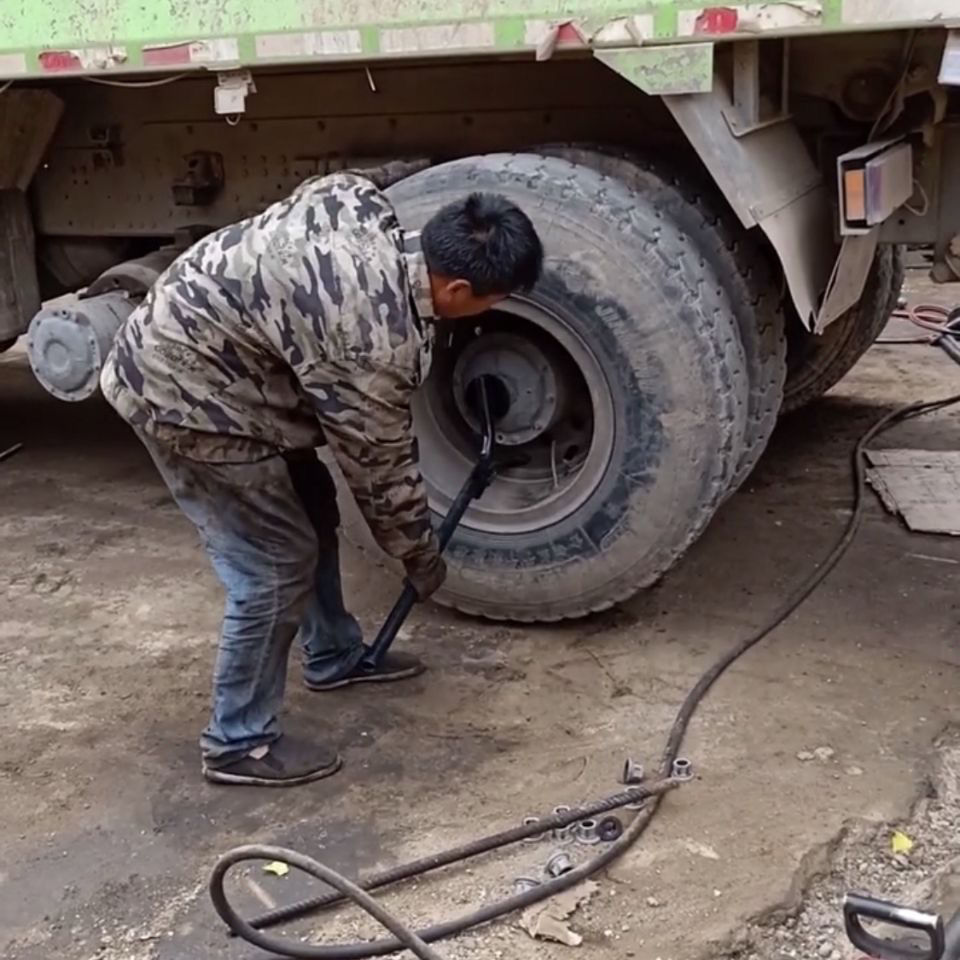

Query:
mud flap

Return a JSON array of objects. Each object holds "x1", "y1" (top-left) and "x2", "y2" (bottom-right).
[
  {"x1": 662, "y1": 83, "x2": 836, "y2": 329},
  {"x1": 0, "y1": 190, "x2": 40, "y2": 341},
  {"x1": 0, "y1": 89, "x2": 63, "y2": 340}
]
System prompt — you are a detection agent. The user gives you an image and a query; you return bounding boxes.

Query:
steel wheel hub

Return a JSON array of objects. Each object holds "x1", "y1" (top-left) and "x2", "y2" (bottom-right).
[
  {"x1": 413, "y1": 298, "x2": 614, "y2": 534},
  {"x1": 452, "y1": 332, "x2": 560, "y2": 446}
]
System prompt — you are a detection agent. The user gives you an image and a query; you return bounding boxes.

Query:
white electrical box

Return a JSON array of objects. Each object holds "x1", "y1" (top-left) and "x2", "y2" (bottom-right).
[
  {"x1": 214, "y1": 70, "x2": 256, "y2": 116},
  {"x1": 836, "y1": 138, "x2": 913, "y2": 236}
]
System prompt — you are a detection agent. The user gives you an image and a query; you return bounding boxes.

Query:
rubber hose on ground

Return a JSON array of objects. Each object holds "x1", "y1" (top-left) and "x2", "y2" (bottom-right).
[
  {"x1": 216, "y1": 845, "x2": 445, "y2": 960},
  {"x1": 211, "y1": 392, "x2": 960, "y2": 960},
  {"x1": 235, "y1": 779, "x2": 677, "y2": 932}
]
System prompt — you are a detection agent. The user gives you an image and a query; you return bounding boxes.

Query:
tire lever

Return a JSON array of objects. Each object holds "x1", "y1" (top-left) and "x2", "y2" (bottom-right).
[{"x1": 360, "y1": 375, "x2": 503, "y2": 670}]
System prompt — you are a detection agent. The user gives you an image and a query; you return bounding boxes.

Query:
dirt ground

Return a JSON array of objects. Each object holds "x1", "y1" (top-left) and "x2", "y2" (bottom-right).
[{"x1": 2, "y1": 270, "x2": 960, "y2": 960}]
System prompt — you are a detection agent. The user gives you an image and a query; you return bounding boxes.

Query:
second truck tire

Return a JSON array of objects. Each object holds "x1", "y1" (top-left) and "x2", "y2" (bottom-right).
[
  {"x1": 537, "y1": 144, "x2": 787, "y2": 494},
  {"x1": 388, "y1": 153, "x2": 750, "y2": 620},
  {"x1": 782, "y1": 245, "x2": 905, "y2": 413}
]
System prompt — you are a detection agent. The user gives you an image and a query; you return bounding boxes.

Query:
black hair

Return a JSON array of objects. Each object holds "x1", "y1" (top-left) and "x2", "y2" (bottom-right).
[{"x1": 421, "y1": 192, "x2": 544, "y2": 297}]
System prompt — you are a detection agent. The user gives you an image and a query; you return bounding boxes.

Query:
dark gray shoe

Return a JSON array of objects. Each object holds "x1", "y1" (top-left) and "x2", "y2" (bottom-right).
[
  {"x1": 203, "y1": 736, "x2": 342, "y2": 786},
  {"x1": 304, "y1": 651, "x2": 425, "y2": 691}
]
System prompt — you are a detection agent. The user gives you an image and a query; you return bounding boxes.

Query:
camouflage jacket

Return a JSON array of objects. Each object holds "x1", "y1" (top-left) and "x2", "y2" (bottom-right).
[{"x1": 101, "y1": 164, "x2": 437, "y2": 565}]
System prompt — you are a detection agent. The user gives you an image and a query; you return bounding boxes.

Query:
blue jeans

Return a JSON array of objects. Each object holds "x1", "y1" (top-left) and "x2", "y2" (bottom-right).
[{"x1": 139, "y1": 436, "x2": 364, "y2": 763}]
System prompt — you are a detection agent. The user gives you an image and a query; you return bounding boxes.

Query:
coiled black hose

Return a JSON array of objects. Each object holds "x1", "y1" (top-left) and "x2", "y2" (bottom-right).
[
  {"x1": 210, "y1": 393, "x2": 960, "y2": 960},
  {"x1": 216, "y1": 845, "x2": 446, "y2": 960},
  {"x1": 222, "y1": 778, "x2": 677, "y2": 933}
]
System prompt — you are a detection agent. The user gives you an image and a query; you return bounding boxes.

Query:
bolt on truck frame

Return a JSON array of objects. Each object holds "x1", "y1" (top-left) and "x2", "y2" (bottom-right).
[{"x1": 3, "y1": 1, "x2": 959, "y2": 620}]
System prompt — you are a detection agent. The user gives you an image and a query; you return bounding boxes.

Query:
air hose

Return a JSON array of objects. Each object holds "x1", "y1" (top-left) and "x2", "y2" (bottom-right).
[
  {"x1": 216, "y1": 846, "x2": 447, "y2": 960},
  {"x1": 210, "y1": 392, "x2": 960, "y2": 960},
  {"x1": 879, "y1": 303, "x2": 960, "y2": 367}
]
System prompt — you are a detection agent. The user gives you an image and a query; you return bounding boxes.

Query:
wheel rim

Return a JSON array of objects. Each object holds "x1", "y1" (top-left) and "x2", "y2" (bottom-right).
[{"x1": 413, "y1": 296, "x2": 615, "y2": 535}]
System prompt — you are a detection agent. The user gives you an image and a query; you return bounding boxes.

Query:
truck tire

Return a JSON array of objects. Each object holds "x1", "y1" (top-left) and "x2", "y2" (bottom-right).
[
  {"x1": 387, "y1": 154, "x2": 749, "y2": 620},
  {"x1": 537, "y1": 145, "x2": 787, "y2": 492},
  {"x1": 782, "y1": 245, "x2": 904, "y2": 413}
]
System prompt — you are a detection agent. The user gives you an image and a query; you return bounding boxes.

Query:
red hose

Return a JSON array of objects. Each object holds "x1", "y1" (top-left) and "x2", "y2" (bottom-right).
[{"x1": 879, "y1": 303, "x2": 959, "y2": 343}]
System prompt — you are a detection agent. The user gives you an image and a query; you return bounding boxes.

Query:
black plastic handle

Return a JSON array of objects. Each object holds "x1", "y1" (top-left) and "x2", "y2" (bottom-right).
[{"x1": 844, "y1": 893, "x2": 945, "y2": 960}]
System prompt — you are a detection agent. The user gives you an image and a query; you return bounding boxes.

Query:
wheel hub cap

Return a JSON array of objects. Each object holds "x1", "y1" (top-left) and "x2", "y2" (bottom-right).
[{"x1": 452, "y1": 332, "x2": 559, "y2": 445}]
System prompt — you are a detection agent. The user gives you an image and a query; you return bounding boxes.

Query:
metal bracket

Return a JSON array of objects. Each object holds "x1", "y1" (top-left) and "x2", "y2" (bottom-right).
[
  {"x1": 595, "y1": 43, "x2": 714, "y2": 96},
  {"x1": 723, "y1": 39, "x2": 791, "y2": 138},
  {"x1": 172, "y1": 151, "x2": 225, "y2": 206},
  {"x1": 214, "y1": 70, "x2": 256, "y2": 116},
  {"x1": 665, "y1": 81, "x2": 832, "y2": 327}
]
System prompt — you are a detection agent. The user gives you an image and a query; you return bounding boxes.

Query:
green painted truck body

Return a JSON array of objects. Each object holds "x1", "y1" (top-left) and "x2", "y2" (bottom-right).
[{"x1": 0, "y1": 1, "x2": 954, "y2": 80}]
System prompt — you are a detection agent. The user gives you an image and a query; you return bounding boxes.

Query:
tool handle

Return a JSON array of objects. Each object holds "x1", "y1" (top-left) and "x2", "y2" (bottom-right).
[
  {"x1": 844, "y1": 894, "x2": 945, "y2": 960},
  {"x1": 362, "y1": 458, "x2": 494, "y2": 669},
  {"x1": 436, "y1": 461, "x2": 492, "y2": 550},
  {"x1": 366, "y1": 582, "x2": 419, "y2": 665},
  {"x1": 0, "y1": 442, "x2": 23, "y2": 463}
]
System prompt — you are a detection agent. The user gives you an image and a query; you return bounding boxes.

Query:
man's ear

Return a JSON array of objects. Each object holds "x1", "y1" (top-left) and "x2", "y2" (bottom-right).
[{"x1": 446, "y1": 278, "x2": 473, "y2": 299}]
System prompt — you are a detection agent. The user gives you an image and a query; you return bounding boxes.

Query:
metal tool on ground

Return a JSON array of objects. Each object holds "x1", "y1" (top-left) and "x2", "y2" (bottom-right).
[
  {"x1": 621, "y1": 758, "x2": 644, "y2": 785},
  {"x1": 521, "y1": 816, "x2": 545, "y2": 843},
  {"x1": 843, "y1": 892, "x2": 954, "y2": 960},
  {"x1": 0, "y1": 442, "x2": 23, "y2": 463},
  {"x1": 544, "y1": 850, "x2": 575, "y2": 878},
  {"x1": 552, "y1": 806, "x2": 573, "y2": 842},
  {"x1": 622, "y1": 759, "x2": 648, "y2": 810},
  {"x1": 360, "y1": 373, "x2": 510, "y2": 672},
  {"x1": 512, "y1": 876, "x2": 540, "y2": 895},
  {"x1": 573, "y1": 819, "x2": 600, "y2": 845},
  {"x1": 671, "y1": 758, "x2": 693, "y2": 781},
  {"x1": 211, "y1": 776, "x2": 679, "y2": 950},
  {"x1": 597, "y1": 816, "x2": 623, "y2": 842}
]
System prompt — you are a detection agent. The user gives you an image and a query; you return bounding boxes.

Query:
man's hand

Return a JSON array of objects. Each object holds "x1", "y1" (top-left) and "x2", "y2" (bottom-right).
[{"x1": 404, "y1": 552, "x2": 447, "y2": 601}]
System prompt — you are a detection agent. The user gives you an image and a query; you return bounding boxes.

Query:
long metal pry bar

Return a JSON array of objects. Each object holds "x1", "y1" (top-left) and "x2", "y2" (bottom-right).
[{"x1": 360, "y1": 376, "x2": 498, "y2": 670}]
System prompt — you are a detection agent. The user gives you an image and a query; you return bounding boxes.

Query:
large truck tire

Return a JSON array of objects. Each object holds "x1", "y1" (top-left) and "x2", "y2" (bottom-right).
[
  {"x1": 538, "y1": 145, "x2": 787, "y2": 493},
  {"x1": 388, "y1": 154, "x2": 749, "y2": 621},
  {"x1": 782, "y1": 245, "x2": 904, "y2": 413}
]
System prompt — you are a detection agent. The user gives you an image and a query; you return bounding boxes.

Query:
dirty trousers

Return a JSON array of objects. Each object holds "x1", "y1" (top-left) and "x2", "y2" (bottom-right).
[{"x1": 138, "y1": 437, "x2": 364, "y2": 763}]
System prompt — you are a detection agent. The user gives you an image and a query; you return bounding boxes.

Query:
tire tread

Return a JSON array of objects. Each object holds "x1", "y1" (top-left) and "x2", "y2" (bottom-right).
[
  {"x1": 390, "y1": 153, "x2": 749, "y2": 620},
  {"x1": 538, "y1": 144, "x2": 787, "y2": 493}
]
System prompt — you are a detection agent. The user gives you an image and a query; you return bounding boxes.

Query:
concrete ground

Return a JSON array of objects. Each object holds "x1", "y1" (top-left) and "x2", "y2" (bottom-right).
[{"x1": 2, "y1": 272, "x2": 959, "y2": 960}]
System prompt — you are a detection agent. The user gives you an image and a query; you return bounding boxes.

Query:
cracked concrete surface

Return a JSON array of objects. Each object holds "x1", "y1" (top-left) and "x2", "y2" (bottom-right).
[
  {"x1": 1, "y1": 276, "x2": 960, "y2": 960},
  {"x1": 726, "y1": 728, "x2": 960, "y2": 960}
]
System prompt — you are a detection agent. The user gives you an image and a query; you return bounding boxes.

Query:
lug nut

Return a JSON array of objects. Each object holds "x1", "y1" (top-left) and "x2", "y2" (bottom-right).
[
  {"x1": 672, "y1": 757, "x2": 693, "y2": 781},
  {"x1": 545, "y1": 850, "x2": 575, "y2": 878},
  {"x1": 574, "y1": 819, "x2": 601, "y2": 845},
  {"x1": 552, "y1": 805, "x2": 573, "y2": 842},
  {"x1": 621, "y1": 758, "x2": 645, "y2": 785},
  {"x1": 598, "y1": 815, "x2": 624, "y2": 842},
  {"x1": 522, "y1": 816, "x2": 545, "y2": 843},
  {"x1": 623, "y1": 758, "x2": 646, "y2": 807},
  {"x1": 513, "y1": 875, "x2": 541, "y2": 895}
]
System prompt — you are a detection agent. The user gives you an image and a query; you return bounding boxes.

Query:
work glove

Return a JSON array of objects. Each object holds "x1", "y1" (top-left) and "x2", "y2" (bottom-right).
[{"x1": 404, "y1": 552, "x2": 447, "y2": 601}]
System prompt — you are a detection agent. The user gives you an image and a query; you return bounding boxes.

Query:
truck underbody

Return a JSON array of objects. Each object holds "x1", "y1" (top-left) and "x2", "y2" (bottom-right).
[{"x1": 4, "y1": 21, "x2": 959, "y2": 619}]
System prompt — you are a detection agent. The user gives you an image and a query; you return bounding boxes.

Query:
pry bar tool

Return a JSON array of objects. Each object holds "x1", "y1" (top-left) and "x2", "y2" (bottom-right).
[
  {"x1": 0, "y1": 442, "x2": 23, "y2": 463},
  {"x1": 844, "y1": 893, "x2": 948, "y2": 960},
  {"x1": 360, "y1": 374, "x2": 509, "y2": 671}
]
